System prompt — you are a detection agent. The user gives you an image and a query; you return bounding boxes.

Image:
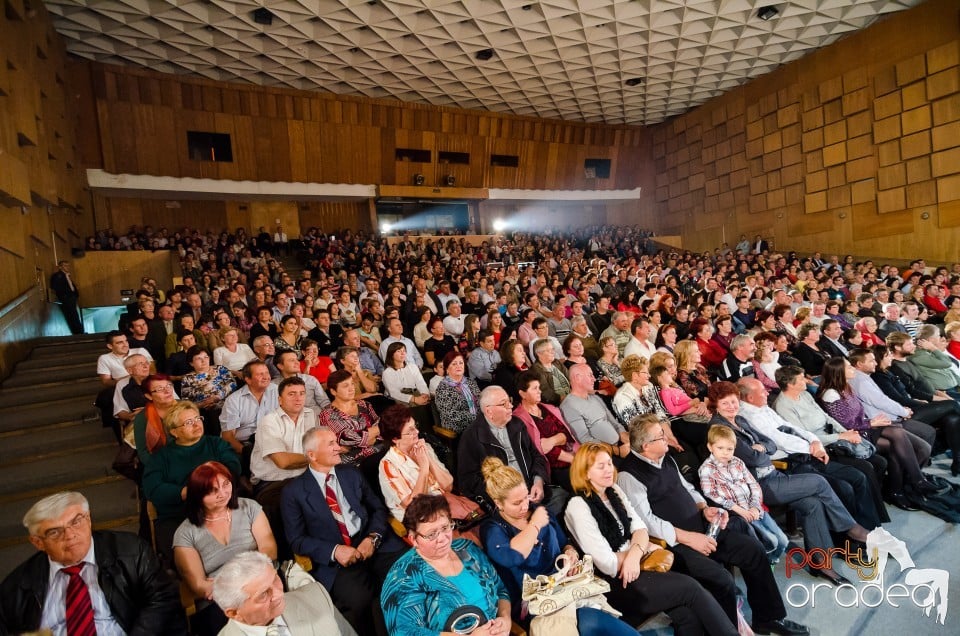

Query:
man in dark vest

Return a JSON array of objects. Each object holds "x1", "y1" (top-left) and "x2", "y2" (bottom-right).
[{"x1": 617, "y1": 414, "x2": 809, "y2": 636}]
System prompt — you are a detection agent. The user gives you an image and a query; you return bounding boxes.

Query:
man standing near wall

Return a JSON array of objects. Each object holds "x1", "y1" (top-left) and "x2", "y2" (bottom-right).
[{"x1": 50, "y1": 260, "x2": 83, "y2": 334}]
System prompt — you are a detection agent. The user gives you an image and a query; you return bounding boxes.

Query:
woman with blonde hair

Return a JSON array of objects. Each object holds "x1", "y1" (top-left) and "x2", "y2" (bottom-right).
[
  {"x1": 563, "y1": 443, "x2": 736, "y2": 634},
  {"x1": 673, "y1": 340, "x2": 710, "y2": 400},
  {"x1": 480, "y1": 456, "x2": 634, "y2": 634}
]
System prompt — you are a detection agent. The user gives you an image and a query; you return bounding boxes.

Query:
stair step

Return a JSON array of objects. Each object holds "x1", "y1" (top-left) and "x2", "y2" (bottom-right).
[
  {"x1": 0, "y1": 440, "x2": 117, "y2": 469},
  {"x1": 0, "y1": 377, "x2": 103, "y2": 408},
  {"x1": 4, "y1": 362, "x2": 93, "y2": 386},
  {"x1": 17, "y1": 352, "x2": 101, "y2": 371},
  {"x1": 0, "y1": 478, "x2": 137, "y2": 543},
  {"x1": 29, "y1": 341, "x2": 108, "y2": 358},
  {"x1": 0, "y1": 449, "x2": 121, "y2": 499},
  {"x1": 31, "y1": 334, "x2": 106, "y2": 346},
  {"x1": 0, "y1": 396, "x2": 99, "y2": 434},
  {"x1": 0, "y1": 423, "x2": 115, "y2": 464}
]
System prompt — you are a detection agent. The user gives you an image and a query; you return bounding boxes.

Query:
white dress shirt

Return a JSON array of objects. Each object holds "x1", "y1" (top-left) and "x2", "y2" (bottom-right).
[
  {"x1": 737, "y1": 400, "x2": 820, "y2": 459},
  {"x1": 40, "y1": 543, "x2": 125, "y2": 636}
]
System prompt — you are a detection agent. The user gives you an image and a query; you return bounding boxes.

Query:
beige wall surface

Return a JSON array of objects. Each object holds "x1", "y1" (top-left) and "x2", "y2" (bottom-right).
[{"x1": 647, "y1": 0, "x2": 960, "y2": 261}]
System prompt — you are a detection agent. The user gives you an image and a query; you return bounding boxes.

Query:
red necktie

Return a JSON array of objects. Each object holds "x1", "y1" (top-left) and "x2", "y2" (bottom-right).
[
  {"x1": 325, "y1": 474, "x2": 352, "y2": 546},
  {"x1": 63, "y1": 564, "x2": 97, "y2": 636}
]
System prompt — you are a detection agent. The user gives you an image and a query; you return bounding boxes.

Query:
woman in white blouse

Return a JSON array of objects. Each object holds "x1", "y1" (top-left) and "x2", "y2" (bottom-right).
[
  {"x1": 212, "y1": 327, "x2": 257, "y2": 375},
  {"x1": 564, "y1": 443, "x2": 737, "y2": 635},
  {"x1": 382, "y1": 342, "x2": 431, "y2": 406}
]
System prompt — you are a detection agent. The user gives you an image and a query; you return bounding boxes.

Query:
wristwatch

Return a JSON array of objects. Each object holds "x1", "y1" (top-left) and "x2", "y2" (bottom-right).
[{"x1": 368, "y1": 532, "x2": 383, "y2": 550}]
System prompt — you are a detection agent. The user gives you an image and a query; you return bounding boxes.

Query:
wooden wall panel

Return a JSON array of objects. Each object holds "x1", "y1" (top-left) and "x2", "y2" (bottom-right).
[
  {"x1": 0, "y1": 0, "x2": 92, "y2": 368},
  {"x1": 298, "y1": 201, "x2": 373, "y2": 233},
  {"x1": 85, "y1": 60, "x2": 649, "y2": 193},
  {"x1": 648, "y1": 0, "x2": 960, "y2": 260},
  {"x1": 73, "y1": 250, "x2": 178, "y2": 308}
]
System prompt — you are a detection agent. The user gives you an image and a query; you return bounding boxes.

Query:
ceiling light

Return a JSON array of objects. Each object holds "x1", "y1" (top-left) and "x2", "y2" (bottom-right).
[
  {"x1": 757, "y1": 6, "x2": 779, "y2": 21},
  {"x1": 625, "y1": 77, "x2": 644, "y2": 87},
  {"x1": 476, "y1": 48, "x2": 494, "y2": 61},
  {"x1": 252, "y1": 8, "x2": 274, "y2": 26}
]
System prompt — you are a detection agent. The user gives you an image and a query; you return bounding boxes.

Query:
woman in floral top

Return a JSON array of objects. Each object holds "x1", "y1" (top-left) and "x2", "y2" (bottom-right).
[
  {"x1": 613, "y1": 354, "x2": 700, "y2": 478},
  {"x1": 596, "y1": 336, "x2": 625, "y2": 388},
  {"x1": 181, "y1": 346, "x2": 236, "y2": 437},
  {"x1": 318, "y1": 369, "x2": 386, "y2": 466}
]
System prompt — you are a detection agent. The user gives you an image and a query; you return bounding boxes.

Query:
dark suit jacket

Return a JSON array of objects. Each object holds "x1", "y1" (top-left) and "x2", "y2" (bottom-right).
[
  {"x1": 306, "y1": 324, "x2": 344, "y2": 356},
  {"x1": 402, "y1": 291, "x2": 445, "y2": 324},
  {"x1": 49, "y1": 270, "x2": 78, "y2": 302},
  {"x1": 281, "y1": 465, "x2": 404, "y2": 590},
  {"x1": 0, "y1": 531, "x2": 185, "y2": 636},
  {"x1": 817, "y1": 337, "x2": 849, "y2": 360}
]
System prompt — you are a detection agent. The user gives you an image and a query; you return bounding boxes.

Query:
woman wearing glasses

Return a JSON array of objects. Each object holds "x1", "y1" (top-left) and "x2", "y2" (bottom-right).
[
  {"x1": 381, "y1": 494, "x2": 512, "y2": 636},
  {"x1": 143, "y1": 401, "x2": 241, "y2": 562},
  {"x1": 378, "y1": 404, "x2": 482, "y2": 540},
  {"x1": 133, "y1": 374, "x2": 179, "y2": 467}
]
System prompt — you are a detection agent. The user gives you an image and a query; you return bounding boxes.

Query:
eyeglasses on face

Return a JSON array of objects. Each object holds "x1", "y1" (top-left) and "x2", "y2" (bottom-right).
[
  {"x1": 418, "y1": 522, "x2": 454, "y2": 542},
  {"x1": 41, "y1": 512, "x2": 90, "y2": 541},
  {"x1": 171, "y1": 415, "x2": 204, "y2": 430}
]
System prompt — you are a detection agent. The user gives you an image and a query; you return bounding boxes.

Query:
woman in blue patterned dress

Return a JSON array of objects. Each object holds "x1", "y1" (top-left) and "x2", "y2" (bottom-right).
[{"x1": 381, "y1": 494, "x2": 512, "y2": 636}]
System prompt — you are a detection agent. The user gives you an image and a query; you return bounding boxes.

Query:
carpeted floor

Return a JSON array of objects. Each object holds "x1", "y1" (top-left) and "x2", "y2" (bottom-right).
[{"x1": 761, "y1": 452, "x2": 959, "y2": 636}]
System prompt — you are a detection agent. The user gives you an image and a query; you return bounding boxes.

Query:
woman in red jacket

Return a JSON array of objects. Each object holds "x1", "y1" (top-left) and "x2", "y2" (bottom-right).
[{"x1": 691, "y1": 318, "x2": 727, "y2": 369}]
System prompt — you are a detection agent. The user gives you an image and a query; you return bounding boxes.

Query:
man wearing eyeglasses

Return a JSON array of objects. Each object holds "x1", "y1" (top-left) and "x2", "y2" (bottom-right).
[
  {"x1": 457, "y1": 386, "x2": 568, "y2": 518},
  {"x1": 0, "y1": 491, "x2": 185, "y2": 634},
  {"x1": 618, "y1": 416, "x2": 809, "y2": 636}
]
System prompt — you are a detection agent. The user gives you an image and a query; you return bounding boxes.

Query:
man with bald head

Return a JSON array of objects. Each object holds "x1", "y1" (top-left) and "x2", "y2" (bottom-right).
[
  {"x1": 560, "y1": 363, "x2": 630, "y2": 458},
  {"x1": 736, "y1": 378, "x2": 885, "y2": 530},
  {"x1": 457, "y1": 386, "x2": 567, "y2": 516}
]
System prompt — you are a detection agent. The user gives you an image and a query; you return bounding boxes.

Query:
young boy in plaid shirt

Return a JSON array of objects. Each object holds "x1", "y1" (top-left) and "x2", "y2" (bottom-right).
[{"x1": 699, "y1": 425, "x2": 788, "y2": 563}]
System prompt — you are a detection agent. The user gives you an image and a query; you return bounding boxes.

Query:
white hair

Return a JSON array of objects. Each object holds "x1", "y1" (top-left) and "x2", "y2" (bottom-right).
[
  {"x1": 23, "y1": 492, "x2": 89, "y2": 536},
  {"x1": 479, "y1": 385, "x2": 508, "y2": 409},
  {"x1": 212, "y1": 551, "x2": 275, "y2": 611},
  {"x1": 301, "y1": 426, "x2": 331, "y2": 454}
]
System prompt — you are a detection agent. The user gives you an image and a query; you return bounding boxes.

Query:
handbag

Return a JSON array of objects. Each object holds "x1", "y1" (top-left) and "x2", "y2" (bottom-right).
[
  {"x1": 442, "y1": 491, "x2": 486, "y2": 531},
  {"x1": 827, "y1": 437, "x2": 876, "y2": 460},
  {"x1": 521, "y1": 554, "x2": 620, "y2": 618},
  {"x1": 111, "y1": 435, "x2": 140, "y2": 482},
  {"x1": 639, "y1": 547, "x2": 674, "y2": 572}
]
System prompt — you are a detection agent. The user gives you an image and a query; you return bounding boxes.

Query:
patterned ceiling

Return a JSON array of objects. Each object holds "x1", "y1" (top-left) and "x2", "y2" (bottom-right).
[{"x1": 44, "y1": 0, "x2": 923, "y2": 125}]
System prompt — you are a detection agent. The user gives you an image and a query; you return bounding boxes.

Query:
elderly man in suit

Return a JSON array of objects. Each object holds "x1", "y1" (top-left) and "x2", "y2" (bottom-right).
[
  {"x1": 0, "y1": 491, "x2": 185, "y2": 635},
  {"x1": 281, "y1": 427, "x2": 407, "y2": 636},
  {"x1": 212, "y1": 551, "x2": 356, "y2": 636}
]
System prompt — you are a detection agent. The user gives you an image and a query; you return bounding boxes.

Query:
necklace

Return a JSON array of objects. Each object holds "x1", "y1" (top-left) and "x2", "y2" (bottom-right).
[{"x1": 205, "y1": 512, "x2": 231, "y2": 523}]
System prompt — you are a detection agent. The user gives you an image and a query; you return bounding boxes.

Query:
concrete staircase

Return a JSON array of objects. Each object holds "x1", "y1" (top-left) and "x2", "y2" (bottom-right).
[{"x1": 0, "y1": 334, "x2": 138, "y2": 578}]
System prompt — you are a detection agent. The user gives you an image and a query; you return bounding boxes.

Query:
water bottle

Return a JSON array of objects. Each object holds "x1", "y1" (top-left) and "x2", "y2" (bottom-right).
[{"x1": 706, "y1": 513, "x2": 723, "y2": 539}]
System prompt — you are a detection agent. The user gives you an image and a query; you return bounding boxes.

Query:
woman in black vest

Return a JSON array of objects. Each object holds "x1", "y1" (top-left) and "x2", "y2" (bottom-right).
[{"x1": 563, "y1": 442, "x2": 737, "y2": 635}]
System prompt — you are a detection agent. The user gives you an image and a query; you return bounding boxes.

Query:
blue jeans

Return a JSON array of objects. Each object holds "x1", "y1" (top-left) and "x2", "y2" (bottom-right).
[
  {"x1": 576, "y1": 607, "x2": 638, "y2": 634},
  {"x1": 752, "y1": 513, "x2": 789, "y2": 562}
]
